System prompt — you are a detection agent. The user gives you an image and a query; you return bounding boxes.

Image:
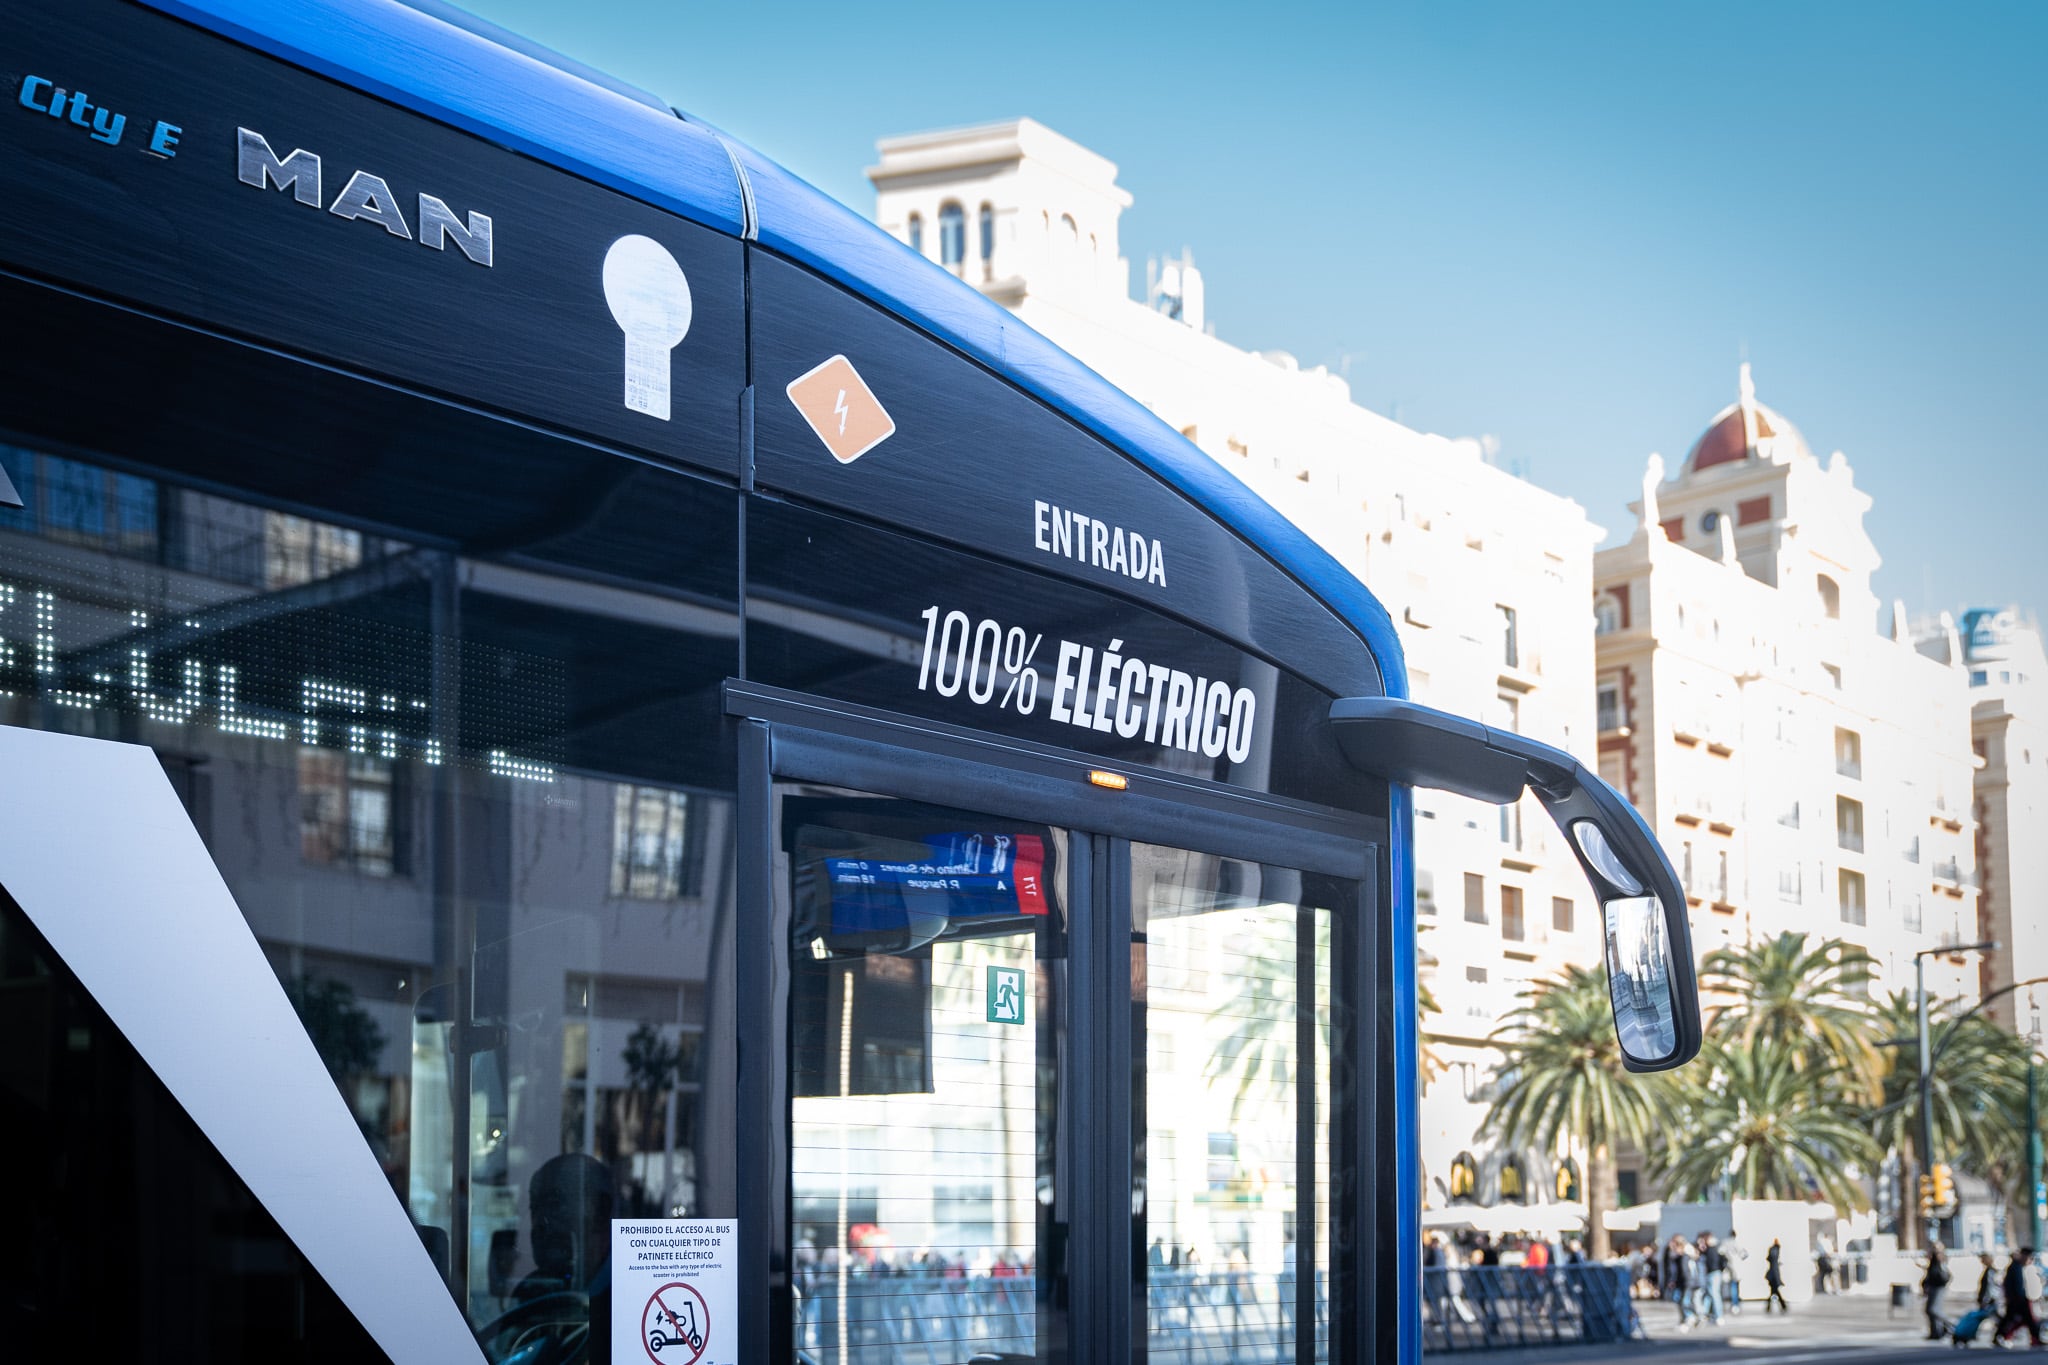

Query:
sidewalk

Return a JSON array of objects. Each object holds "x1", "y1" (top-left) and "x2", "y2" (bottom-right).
[{"x1": 1426, "y1": 1286, "x2": 1974, "y2": 1364}]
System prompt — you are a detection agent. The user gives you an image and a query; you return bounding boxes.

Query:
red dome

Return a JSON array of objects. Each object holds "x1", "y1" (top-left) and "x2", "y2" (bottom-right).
[{"x1": 1687, "y1": 398, "x2": 1787, "y2": 472}]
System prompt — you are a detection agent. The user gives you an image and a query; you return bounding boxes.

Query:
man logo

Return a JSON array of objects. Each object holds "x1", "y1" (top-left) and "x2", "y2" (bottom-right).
[{"x1": 602, "y1": 235, "x2": 692, "y2": 420}]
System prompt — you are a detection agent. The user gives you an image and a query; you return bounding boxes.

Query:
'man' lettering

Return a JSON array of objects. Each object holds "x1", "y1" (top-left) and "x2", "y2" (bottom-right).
[{"x1": 236, "y1": 128, "x2": 493, "y2": 268}]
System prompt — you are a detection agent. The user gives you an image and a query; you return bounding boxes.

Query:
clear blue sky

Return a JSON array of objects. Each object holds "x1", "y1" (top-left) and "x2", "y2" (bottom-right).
[{"x1": 458, "y1": 0, "x2": 2045, "y2": 621}]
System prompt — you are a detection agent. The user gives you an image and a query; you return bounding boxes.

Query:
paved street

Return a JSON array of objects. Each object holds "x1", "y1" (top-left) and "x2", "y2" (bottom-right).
[{"x1": 1436, "y1": 1289, "x2": 2044, "y2": 1364}]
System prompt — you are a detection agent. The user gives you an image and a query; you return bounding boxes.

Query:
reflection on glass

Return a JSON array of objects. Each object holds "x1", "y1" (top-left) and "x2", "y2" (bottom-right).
[
  {"x1": 1134, "y1": 846, "x2": 1337, "y2": 1365},
  {"x1": 1, "y1": 432, "x2": 741, "y2": 1362},
  {"x1": 785, "y1": 793, "x2": 1065, "y2": 1365},
  {"x1": 1601, "y1": 895, "x2": 1678, "y2": 1061},
  {"x1": 1570, "y1": 820, "x2": 1642, "y2": 897}
]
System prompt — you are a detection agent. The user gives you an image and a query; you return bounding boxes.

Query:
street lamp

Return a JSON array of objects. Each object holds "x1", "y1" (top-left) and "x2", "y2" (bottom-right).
[
  {"x1": 2029, "y1": 1026, "x2": 2045, "y2": 1252},
  {"x1": 1915, "y1": 940, "x2": 1999, "y2": 1249}
]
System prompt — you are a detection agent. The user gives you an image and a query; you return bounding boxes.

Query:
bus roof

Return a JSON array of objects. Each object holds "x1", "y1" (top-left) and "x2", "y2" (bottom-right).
[{"x1": 144, "y1": 0, "x2": 1405, "y2": 700}]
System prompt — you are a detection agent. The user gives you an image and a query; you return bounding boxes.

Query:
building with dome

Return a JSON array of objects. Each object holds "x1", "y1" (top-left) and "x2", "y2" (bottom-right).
[{"x1": 1593, "y1": 366, "x2": 1984, "y2": 1200}]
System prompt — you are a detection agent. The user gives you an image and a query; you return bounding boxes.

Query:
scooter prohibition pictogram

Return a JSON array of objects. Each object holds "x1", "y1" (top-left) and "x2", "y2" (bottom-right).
[{"x1": 642, "y1": 1281, "x2": 709, "y2": 1364}]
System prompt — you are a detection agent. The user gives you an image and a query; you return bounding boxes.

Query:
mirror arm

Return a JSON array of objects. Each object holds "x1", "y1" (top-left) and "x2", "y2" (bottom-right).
[{"x1": 1328, "y1": 696, "x2": 1703, "y2": 1072}]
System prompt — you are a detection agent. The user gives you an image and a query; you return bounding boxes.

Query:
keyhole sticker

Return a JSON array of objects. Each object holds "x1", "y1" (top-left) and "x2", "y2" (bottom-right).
[{"x1": 602, "y1": 235, "x2": 693, "y2": 420}]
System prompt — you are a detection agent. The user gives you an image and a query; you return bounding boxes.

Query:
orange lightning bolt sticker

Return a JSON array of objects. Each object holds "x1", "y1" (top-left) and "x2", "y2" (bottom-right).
[{"x1": 786, "y1": 354, "x2": 895, "y2": 464}]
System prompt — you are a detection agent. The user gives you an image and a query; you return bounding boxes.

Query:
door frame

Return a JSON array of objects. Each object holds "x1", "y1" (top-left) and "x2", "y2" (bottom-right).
[{"x1": 726, "y1": 680, "x2": 1391, "y2": 1365}]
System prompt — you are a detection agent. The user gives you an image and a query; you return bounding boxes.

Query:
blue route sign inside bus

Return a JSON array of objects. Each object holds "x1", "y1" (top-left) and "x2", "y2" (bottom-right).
[{"x1": 823, "y1": 832, "x2": 1049, "y2": 937}]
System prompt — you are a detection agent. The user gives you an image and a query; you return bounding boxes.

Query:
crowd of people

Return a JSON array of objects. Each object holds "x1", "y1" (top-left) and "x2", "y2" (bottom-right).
[
  {"x1": 1616, "y1": 1233, "x2": 1750, "y2": 1331},
  {"x1": 1921, "y1": 1243, "x2": 2045, "y2": 1347}
]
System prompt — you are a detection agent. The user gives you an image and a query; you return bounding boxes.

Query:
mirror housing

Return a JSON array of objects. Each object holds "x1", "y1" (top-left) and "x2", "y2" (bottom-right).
[{"x1": 1330, "y1": 696, "x2": 1702, "y2": 1073}]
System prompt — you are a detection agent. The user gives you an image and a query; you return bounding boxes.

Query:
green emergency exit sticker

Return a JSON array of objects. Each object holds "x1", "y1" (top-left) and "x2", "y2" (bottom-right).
[{"x1": 986, "y1": 965, "x2": 1025, "y2": 1025}]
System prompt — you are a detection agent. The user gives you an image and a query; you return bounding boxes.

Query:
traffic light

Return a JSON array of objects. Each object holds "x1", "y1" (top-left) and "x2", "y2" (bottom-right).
[
  {"x1": 1919, "y1": 1173, "x2": 1937, "y2": 1217},
  {"x1": 1933, "y1": 1163, "x2": 1956, "y2": 1213}
]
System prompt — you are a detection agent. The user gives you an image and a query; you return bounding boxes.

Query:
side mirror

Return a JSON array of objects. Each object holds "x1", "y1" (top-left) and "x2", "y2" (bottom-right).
[
  {"x1": 1329, "y1": 696, "x2": 1702, "y2": 1073},
  {"x1": 0, "y1": 460, "x2": 21, "y2": 510}
]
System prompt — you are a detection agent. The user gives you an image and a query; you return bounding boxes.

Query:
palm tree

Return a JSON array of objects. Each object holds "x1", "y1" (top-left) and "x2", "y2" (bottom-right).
[
  {"x1": 1698, "y1": 932, "x2": 1883, "y2": 1100},
  {"x1": 1866, "y1": 990, "x2": 2031, "y2": 1238},
  {"x1": 1654, "y1": 1035, "x2": 1880, "y2": 1212},
  {"x1": 1483, "y1": 965, "x2": 1669, "y2": 1260},
  {"x1": 1418, "y1": 980, "x2": 1445, "y2": 1091}
]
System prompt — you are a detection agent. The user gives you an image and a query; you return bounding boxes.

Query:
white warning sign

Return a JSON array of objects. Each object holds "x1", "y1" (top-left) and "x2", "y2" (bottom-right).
[{"x1": 612, "y1": 1219, "x2": 736, "y2": 1365}]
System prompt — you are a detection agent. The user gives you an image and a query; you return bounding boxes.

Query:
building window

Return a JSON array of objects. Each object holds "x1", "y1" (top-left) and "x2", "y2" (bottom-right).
[
  {"x1": 1778, "y1": 800, "x2": 1801, "y2": 829},
  {"x1": 1416, "y1": 869, "x2": 1437, "y2": 917},
  {"x1": 1835, "y1": 727, "x2": 1862, "y2": 779},
  {"x1": 938, "y1": 202, "x2": 966, "y2": 267},
  {"x1": 1737, "y1": 495, "x2": 1772, "y2": 526},
  {"x1": 1594, "y1": 596, "x2": 1621, "y2": 636},
  {"x1": 263, "y1": 512, "x2": 366, "y2": 589},
  {"x1": 1463, "y1": 872, "x2": 1486, "y2": 924},
  {"x1": 1715, "y1": 850, "x2": 1730, "y2": 904},
  {"x1": 1681, "y1": 841, "x2": 1695, "y2": 896},
  {"x1": 1836, "y1": 796, "x2": 1864, "y2": 853},
  {"x1": 1552, "y1": 896, "x2": 1574, "y2": 933},
  {"x1": 0, "y1": 446, "x2": 159, "y2": 556},
  {"x1": 1777, "y1": 864, "x2": 1803, "y2": 903},
  {"x1": 610, "y1": 785, "x2": 699, "y2": 900},
  {"x1": 1838, "y1": 868, "x2": 1866, "y2": 926},
  {"x1": 1498, "y1": 604, "x2": 1519, "y2": 669},
  {"x1": 906, "y1": 212, "x2": 923, "y2": 254},
  {"x1": 299, "y1": 750, "x2": 401, "y2": 877},
  {"x1": 1465, "y1": 965, "x2": 1488, "y2": 984},
  {"x1": 1817, "y1": 574, "x2": 1841, "y2": 619},
  {"x1": 1903, "y1": 834, "x2": 1921, "y2": 864},
  {"x1": 1557, "y1": 1158, "x2": 1582, "y2": 1203},
  {"x1": 1449, "y1": 1152, "x2": 1478, "y2": 1203},
  {"x1": 978, "y1": 202, "x2": 995, "y2": 265},
  {"x1": 1903, "y1": 893, "x2": 1923, "y2": 934},
  {"x1": 1498, "y1": 1157, "x2": 1527, "y2": 1204},
  {"x1": 1597, "y1": 679, "x2": 1624, "y2": 733},
  {"x1": 1501, "y1": 886, "x2": 1525, "y2": 942}
]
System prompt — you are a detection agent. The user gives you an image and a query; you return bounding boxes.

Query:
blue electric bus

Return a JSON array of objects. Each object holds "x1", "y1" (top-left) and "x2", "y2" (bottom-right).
[{"x1": 0, "y1": 2, "x2": 1699, "y2": 1363}]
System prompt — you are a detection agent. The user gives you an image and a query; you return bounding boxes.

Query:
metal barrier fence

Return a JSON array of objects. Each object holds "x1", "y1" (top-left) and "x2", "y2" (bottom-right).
[
  {"x1": 1421, "y1": 1265, "x2": 1640, "y2": 1353},
  {"x1": 795, "y1": 1268, "x2": 1333, "y2": 1365},
  {"x1": 790, "y1": 1264, "x2": 1636, "y2": 1362}
]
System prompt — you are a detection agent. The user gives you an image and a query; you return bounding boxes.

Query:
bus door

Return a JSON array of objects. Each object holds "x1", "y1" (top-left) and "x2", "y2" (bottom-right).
[{"x1": 729, "y1": 683, "x2": 1387, "y2": 1365}]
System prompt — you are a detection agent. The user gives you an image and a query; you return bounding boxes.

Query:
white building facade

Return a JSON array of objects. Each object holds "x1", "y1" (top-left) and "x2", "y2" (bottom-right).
[
  {"x1": 870, "y1": 119, "x2": 1608, "y2": 1219},
  {"x1": 1919, "y1": 608, "x2": 2048, "y2": 1041},
  {"x1": 1592, "y1": 370, "x2": 1983, "y2": 1198}
]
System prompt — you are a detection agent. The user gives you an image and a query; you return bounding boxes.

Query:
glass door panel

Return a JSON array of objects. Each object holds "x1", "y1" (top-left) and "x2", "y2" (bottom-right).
[
  {"x1": 1134, "y1": 845, "x2": 1342, "y2": 1365},
  {"x1": 782, "y1": 789, "x2": 1068, "y2": 1365}
]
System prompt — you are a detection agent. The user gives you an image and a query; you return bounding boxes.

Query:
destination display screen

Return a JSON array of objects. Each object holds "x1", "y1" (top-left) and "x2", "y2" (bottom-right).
[
  {"x1": 788, "y1": 802, "x2": 1064, "y2": 955},
  {"x1": 822, "y1": 831, "x2": 1050, "y2": 933}
]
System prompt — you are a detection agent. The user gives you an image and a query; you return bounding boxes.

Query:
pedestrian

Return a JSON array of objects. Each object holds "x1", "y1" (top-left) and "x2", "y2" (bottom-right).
[
  {"x1": 1815, "y1": 1239, "x2": 1835, "y2": 1296},
  {"x1": 1996, "y1": 1247, "x2": 2046, "y2": 1348},
  {"x1": 1923, "y1": 1241, "x2": 1952, "y2": 1340},
  {"x1": 1763, "y1": 1238, "x2": 1790, "y2": 1314},
  {"x1": 1672, "y1": 1236, "x2": 1704, "y2": 1331},
  {"x1": 1976, "y1": 1252, "x2": 2000, "y2": 1315},
  {"x1": 1698, "y1": 1233, "x2": 1726, "y2": 1327}
]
